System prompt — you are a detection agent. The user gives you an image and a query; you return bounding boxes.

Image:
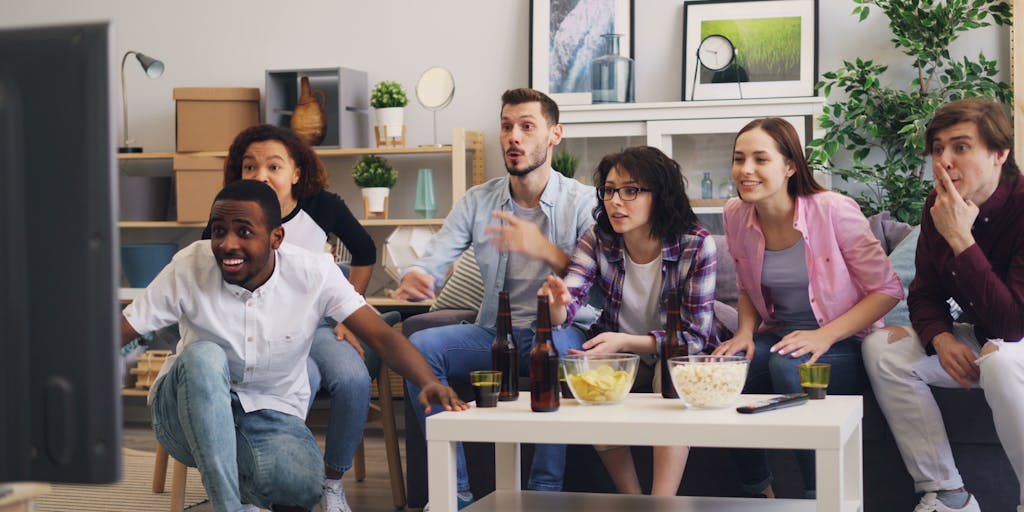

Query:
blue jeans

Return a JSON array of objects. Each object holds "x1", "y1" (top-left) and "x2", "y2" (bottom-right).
[
  {"x1": 305, "y1": 310, "x2": 399, "y2": 475},
  {"x1": 152, "y1": 341, "x2": 323, "y2": 512},
  {"x1": 730, "y1": 330, "x2": 867, "y2": 495},
  {"x1": 405, "y1": 322, "x2": 586, "y2": 493},
  {"x1": 306, "y1": 325, "x2": 371, "y2": 475}
]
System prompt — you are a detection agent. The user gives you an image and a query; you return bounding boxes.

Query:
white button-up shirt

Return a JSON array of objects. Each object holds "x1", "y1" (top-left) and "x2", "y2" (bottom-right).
[{"x1": 123, "y1": 240, "x2": 365, "y2": 418}]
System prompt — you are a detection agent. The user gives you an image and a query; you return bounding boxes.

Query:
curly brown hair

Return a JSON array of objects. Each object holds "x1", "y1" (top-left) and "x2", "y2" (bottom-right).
[{"x1": 222, "y1": 124, "x2": 328, "y2": 199}]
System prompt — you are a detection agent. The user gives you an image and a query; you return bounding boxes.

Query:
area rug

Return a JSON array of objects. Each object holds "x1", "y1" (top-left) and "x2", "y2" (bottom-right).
[{"x1": 34, "y1": 448, "x2": 208, "y2": 511}]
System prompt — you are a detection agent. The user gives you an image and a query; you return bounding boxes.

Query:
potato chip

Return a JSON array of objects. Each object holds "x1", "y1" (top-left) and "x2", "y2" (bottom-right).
[{"x1": 567, "y1": 365, "x2": 631, "y2": 403}]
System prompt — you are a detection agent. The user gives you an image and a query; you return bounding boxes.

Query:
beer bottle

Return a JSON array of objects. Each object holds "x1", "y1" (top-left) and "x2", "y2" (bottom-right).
[
  {"x1": 661, "y1": 288, "x2": 685, "y2": 399},
  {"x1": 491, "y1": 291, "x2": 519, "y2": 401},
  {"x1": 530, "y1": 294, "x2": 560, "y2": 412}
]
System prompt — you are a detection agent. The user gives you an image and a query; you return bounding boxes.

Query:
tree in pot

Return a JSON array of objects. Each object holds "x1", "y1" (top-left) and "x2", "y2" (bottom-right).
[
  {"x1": 353, "y1": 154, "x2": 398, "y2": 218},
  {"x1": 371, "y1": 80, "x2": 409, "y2": 146},
  {"x1": 808, "y1": 0, "x2": 1012, "y2": 225},
  {"x1": 552, "y1": 149, "x2": 579, "y2": 180}
]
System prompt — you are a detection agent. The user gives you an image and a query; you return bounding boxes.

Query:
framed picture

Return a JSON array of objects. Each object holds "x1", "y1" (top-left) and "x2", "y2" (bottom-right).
[
  {"x1": 683, "y1": 0, "x2": 818, "y2": 101},
  {"x1": 530, "y1": 0, "x2": 634, "y2": 105}
]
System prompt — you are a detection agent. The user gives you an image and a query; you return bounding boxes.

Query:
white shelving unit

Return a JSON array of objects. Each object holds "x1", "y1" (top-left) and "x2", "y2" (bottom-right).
[
  {"x1": 557, "y1": 97, "x2": 827, "y2": 213},
  {"x1": 117, "y1": 128, "x2": 485, "y2": 301}
]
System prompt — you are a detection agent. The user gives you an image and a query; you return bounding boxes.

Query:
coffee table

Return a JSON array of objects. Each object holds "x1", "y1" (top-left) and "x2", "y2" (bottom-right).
[{"x1": 427, "y1": 393, "x2": 862, "y2": 512}]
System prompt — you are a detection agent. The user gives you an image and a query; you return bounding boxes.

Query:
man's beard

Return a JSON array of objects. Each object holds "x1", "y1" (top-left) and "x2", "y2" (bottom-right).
[{"x1": 505, "y1": 147, "x2": 548, "y2": 177}]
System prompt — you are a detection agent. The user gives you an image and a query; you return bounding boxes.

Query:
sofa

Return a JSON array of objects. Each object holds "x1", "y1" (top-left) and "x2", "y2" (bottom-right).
[{"x1": 400, "y1": 222, "x2": 1018, "y2": 510}]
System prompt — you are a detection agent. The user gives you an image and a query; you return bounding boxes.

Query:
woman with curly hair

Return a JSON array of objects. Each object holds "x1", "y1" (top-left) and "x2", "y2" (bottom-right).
[
  {"x1": 542, "y1": 145, "x2": 718, "y2": 496},
  {"x1": 215, "y1": 124, "x2": 377, "y2": 512}
]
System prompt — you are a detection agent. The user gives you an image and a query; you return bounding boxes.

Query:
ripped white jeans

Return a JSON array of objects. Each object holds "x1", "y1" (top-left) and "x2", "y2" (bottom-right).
[{"x1": 862, "y1": 323, "x2": 1024, "y2": 505}]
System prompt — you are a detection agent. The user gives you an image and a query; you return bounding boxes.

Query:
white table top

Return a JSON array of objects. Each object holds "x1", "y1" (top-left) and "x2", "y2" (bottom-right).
[{"x1": 427, "y1": 393, "x2": 862, "y2": 451}]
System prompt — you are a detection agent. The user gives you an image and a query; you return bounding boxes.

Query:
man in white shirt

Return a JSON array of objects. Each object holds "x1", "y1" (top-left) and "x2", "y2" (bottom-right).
[{"x1": 121, "y1": 180, "x2": 466, "y2": 512}]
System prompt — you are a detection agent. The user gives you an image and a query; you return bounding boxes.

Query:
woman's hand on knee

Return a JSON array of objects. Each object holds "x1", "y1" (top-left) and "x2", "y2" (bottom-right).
[{"x1": 772, "y1": 329, "x2": 834, "y2": 364}]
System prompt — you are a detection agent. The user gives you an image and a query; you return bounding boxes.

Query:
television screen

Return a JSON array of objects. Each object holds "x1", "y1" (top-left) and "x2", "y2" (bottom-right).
[{"x1": 0, "y1": 21, "x2": 121, "y2": 484}]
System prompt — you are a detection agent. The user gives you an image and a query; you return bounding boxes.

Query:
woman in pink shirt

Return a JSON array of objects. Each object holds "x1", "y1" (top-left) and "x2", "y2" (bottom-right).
[{"x1": 712, "y1": 117, "x2": 903, "y2": 498}]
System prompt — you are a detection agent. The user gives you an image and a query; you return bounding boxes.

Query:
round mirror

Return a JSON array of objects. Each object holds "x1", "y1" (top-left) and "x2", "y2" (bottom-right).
[{"x1": 415, "y1": 67, "x2": 455, "y2": 110}]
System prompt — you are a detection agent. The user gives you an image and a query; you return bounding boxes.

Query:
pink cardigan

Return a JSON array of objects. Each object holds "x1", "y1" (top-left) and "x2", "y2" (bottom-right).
[{"x1": 723, "y1": 192, "x2": 904, "y2": 337}]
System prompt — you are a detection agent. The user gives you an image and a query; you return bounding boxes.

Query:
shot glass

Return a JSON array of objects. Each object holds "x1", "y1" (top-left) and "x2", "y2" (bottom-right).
[
  {"x1": 798, "y1": 362, "x2": 831, "y2": 399},
  {"x1": 470, "y1": 370, "x2": 501, "y2": 408}
]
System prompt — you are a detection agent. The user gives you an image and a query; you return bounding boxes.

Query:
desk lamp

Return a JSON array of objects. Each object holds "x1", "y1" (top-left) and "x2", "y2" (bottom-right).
[{"x1": 119, "y1": 50, "x2": 163, "y2": 153}]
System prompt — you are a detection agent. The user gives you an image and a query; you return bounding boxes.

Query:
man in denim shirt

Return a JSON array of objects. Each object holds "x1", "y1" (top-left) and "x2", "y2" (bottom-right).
[{"x1": 395, "y1": 88, "x2": 596, "y2": 507}]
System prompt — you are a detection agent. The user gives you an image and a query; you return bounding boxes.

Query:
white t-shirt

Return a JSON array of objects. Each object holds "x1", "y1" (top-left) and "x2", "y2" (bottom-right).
[
  {"x1": 619, "y1": 252, "x2": 664, "y2": 336},
  {"x1": 122, "y1": 240, "x2": 366, "y2": 418}
]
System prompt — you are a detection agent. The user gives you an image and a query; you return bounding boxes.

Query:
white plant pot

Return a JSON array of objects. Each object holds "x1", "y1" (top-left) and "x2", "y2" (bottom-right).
[
  {"x1": 361, "y1": 187, "x2": 390, "y2": 213},
  {"x1": 374, "y1": 107, "x2": 404, "y2": 139}
]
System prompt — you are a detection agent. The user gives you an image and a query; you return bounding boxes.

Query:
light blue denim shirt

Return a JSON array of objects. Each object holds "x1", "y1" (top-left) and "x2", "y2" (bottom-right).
[{"x1": 404, "y1": 169, "x2": 597, "y2": 328}]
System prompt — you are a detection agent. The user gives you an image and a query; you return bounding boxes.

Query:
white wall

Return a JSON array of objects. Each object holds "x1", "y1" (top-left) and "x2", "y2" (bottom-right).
[{"x1": 1, "y1": 0, "x2": 1009, "y2": 180}]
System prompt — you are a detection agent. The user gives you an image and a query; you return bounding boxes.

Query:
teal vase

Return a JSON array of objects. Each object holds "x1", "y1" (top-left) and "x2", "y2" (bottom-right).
[{"x1": 415, "y1": 168, "x2": 437, "y2": 218}]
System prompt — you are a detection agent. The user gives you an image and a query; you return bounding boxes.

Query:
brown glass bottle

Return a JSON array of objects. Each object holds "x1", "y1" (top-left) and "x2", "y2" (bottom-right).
[
  {"x1": 661, "y1": 289, "x2": 686, "y2": 399},
  {"x1": 492, "y1": 291, "x2": 519, "y2": 401},
  {"x1": 530, "y1": 295, "x2": 560, "y2": 412}
]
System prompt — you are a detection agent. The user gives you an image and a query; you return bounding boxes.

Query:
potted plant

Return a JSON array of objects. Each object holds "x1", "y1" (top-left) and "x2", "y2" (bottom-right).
[
  {"x1": 808, "y1": 0, "x2": 1012, "y2": 225},
  {"x1": 353, "y1": 155, "x2": 398, "y2": 218},
  {"x1": 371, "y1": 80, "x2": 409, "y2": 146},
  {"x1": 551, "y1": 149, "x2": 579, "y2": 179}
]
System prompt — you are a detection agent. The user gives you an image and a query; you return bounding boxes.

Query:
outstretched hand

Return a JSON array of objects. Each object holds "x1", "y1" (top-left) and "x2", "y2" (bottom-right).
[
  {"x1": 485, "y1": 211, "x2": 548, "y2": 259},
  {"x1": 418, "y1": 383, "x2": 469, "y2": 414},
  {"x1": 393, "y1": 269, "x2": 436, "y2": 301}
]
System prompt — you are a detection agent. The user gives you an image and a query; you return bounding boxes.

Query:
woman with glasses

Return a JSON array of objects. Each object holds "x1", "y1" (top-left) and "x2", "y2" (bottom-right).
[
  {"x1": 541, "y1": 145, "x2": 717, "y2": 496},
  {"x1": 711, "y1": 117, "x2": 903, "y2": 499}
]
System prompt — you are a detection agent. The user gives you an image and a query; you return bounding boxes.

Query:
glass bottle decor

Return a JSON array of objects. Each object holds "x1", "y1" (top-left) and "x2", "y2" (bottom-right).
[
  {"x1": 701, "y1": 171, "x2": 714, "y2": 199},
  {"x1": 591, "y1": 33, "x2": 634, "y2": 103},
  {"x1": 718, "y1": 177, "x2": 736, "y2": 199},
  {"x1": 414, "y1": 168, "x2": 437, "y2": 218}
]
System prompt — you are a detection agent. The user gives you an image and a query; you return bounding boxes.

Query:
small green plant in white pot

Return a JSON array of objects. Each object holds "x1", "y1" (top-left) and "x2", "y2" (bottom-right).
[
  {"x1": 353, "y1": 155, "x2": 397, "y2": 218},
  {"x1": 371, "y1": 80, "x2": 409, "y2": 146}
]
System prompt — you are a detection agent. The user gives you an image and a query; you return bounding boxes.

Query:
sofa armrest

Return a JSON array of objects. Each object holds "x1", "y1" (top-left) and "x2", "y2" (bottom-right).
[{"x1": 401, "y1": 309, "x2": 477, "y2": 338}]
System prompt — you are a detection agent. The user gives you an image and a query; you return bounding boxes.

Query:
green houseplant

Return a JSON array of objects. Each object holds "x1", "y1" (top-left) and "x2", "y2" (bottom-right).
[
  {"x1": 551, "y1": 150, "x2": 579, "y2": 179},
  {"x1": 371, "y1": 81, "x2": 409, "y2": 146},
  {"x1": 808, "y1": 0, "x2": 1012, "y2": 225},
  {"x1": 353, "y1": 155, "x2": 397, "y2": 217},
  {"x1": 370, "y1": 80, "x2": 409, "y2": 108}
]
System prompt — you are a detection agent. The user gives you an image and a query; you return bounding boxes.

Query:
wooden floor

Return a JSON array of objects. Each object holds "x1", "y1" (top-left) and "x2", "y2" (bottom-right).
[{"x1": 124, "y1": 402, "x2": 417, "y2": 512}]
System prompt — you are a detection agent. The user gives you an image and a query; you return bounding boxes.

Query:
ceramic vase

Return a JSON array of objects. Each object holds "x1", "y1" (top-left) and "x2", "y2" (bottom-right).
[
  {"x1": 414, "y1": 168, "x2": 437, "y2": 218},
  {"x1": 290, "y1": 76, "x2": 327, "y2": 146},
  {"x1": 591, "y1": 33, "x2": 635, "y2": 103},
  {"x1": 361, "y1": 187, "x2": 390, "y2": 217},
  {"x1": 374, "y1": 107, "x2": 405, "y2": 140}
]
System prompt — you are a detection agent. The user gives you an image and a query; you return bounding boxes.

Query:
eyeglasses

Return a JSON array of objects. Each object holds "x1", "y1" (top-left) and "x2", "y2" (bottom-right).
[{"x1": 597, "y1": 186, "x2": 651, "y2": 201}]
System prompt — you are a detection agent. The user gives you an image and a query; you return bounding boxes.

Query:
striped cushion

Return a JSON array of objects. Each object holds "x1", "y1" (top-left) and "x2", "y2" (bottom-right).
[{"x1": 429, "y1": 247, "x2": 483, "y2": 312}]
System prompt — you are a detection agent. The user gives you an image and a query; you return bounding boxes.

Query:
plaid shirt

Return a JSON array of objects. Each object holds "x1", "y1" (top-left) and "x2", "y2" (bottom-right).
[{"x1": 561, "y1": 224, "x2": 719, "y2": 353}]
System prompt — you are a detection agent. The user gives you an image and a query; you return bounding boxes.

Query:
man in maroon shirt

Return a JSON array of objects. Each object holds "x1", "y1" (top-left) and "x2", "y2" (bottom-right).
[{"x1": 863, "y1": 98, "x2": 1024, "y2": 512}]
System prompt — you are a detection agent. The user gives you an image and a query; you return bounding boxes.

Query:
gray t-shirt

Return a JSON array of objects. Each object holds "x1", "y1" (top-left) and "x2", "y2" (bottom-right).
[
  {"x1": 505, "y1": 200, "x2": 550, "y2": 328},
  {"x1": 762, "y1": 238, "x2": 819, "y2": 331}
]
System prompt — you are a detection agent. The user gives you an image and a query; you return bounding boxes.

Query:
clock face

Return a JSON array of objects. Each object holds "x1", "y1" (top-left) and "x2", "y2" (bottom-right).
[{"x1": 698, "y1": 35, "x2": 734, "y2": 72}]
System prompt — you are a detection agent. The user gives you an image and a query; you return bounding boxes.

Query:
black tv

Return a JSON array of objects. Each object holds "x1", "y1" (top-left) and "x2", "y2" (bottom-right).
[{"x1": 0, "y1": 21, "x2": 121, "y2": 484}]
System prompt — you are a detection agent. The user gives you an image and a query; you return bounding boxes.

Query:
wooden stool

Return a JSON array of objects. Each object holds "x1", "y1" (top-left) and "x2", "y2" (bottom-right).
[
  {"x1": 374, "y1": 125, "x2": 406, "y2": 148},
  {"x1": 151, "y1": 366, "x2": 407, "y2": 511}
]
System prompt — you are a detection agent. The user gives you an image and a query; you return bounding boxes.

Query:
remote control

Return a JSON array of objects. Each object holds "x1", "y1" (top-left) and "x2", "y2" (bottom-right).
[{"x1": 736, "y1": 393, "x2": 809, "y2": 414}]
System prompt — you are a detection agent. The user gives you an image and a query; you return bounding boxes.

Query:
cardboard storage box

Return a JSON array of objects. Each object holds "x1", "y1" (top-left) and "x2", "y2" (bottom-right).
[
  {"x1": 174, "y1": 155, "x2": 224, "y2": 222},
  {"x1": 174, "y1": 87, "x2": 260, "y2": 152},
  {"x1": 265, "y1": 67, "x2": 369, "y2": 148}
]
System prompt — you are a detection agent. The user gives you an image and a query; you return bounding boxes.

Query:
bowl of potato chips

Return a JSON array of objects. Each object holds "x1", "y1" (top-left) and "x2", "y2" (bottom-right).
[{"x1": 560, "y1": 353, "x2": 639, "y2": 405}]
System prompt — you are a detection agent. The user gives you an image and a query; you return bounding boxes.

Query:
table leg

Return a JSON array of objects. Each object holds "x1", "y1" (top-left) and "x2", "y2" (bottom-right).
[
  {"x1": 494, "y1": 442, "x2": 521, "y2": 491},
  {"x1": 427, "y1": 440, "x2": 457, "y2": 512},
  {"x1": 816, "y1": 448, "x2": 843, "y2": 512},
  {"x1": 844, "y1": 422, "x2": 863, "y2": 507}
]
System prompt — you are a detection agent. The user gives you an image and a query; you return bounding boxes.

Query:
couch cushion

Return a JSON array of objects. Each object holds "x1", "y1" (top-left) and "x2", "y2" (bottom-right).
[
  {"x1": 430, "y1": 247, "x2": 484, "y2": 312},
  {"x1": 883, "y1": 226, "x2": 920, "y2": 326},
  {"x1": 711, "y1": 235, "x2": 738, "y2": 308}
]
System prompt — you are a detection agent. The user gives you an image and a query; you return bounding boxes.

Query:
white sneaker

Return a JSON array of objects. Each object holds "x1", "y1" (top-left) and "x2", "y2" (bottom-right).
[
  {"x1": 318, "y1": 478, "x2": 352, "y2": 512},
  {"x1": 913, "y1": 492, "x2": 981, "y2": 512}
]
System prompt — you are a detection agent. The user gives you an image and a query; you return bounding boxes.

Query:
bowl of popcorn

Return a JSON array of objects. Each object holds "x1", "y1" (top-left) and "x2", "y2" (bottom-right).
[
  {"x1": 561, "y1": 353, "x2": 639, "y2": 405},
  {"x1": 668, "y1": 355, "x2": 749, "y2": 409}
]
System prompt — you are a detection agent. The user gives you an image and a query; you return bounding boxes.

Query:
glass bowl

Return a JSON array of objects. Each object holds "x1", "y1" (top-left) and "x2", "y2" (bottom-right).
[
  {"x1": 560, "y1": 353, "x2": 639, "y2": 405},
  {"x1": 668, "y1": 355, "x2": 749, "y2": 409}
]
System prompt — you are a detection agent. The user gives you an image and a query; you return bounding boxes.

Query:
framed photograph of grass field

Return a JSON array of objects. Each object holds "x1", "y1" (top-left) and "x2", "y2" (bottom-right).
[
  {"x1": 682, "y1": 0, "x2": 817, "y2": 100},
  {"x1": 530, "y1": 0, "x2": 634, "y2": 105}
]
